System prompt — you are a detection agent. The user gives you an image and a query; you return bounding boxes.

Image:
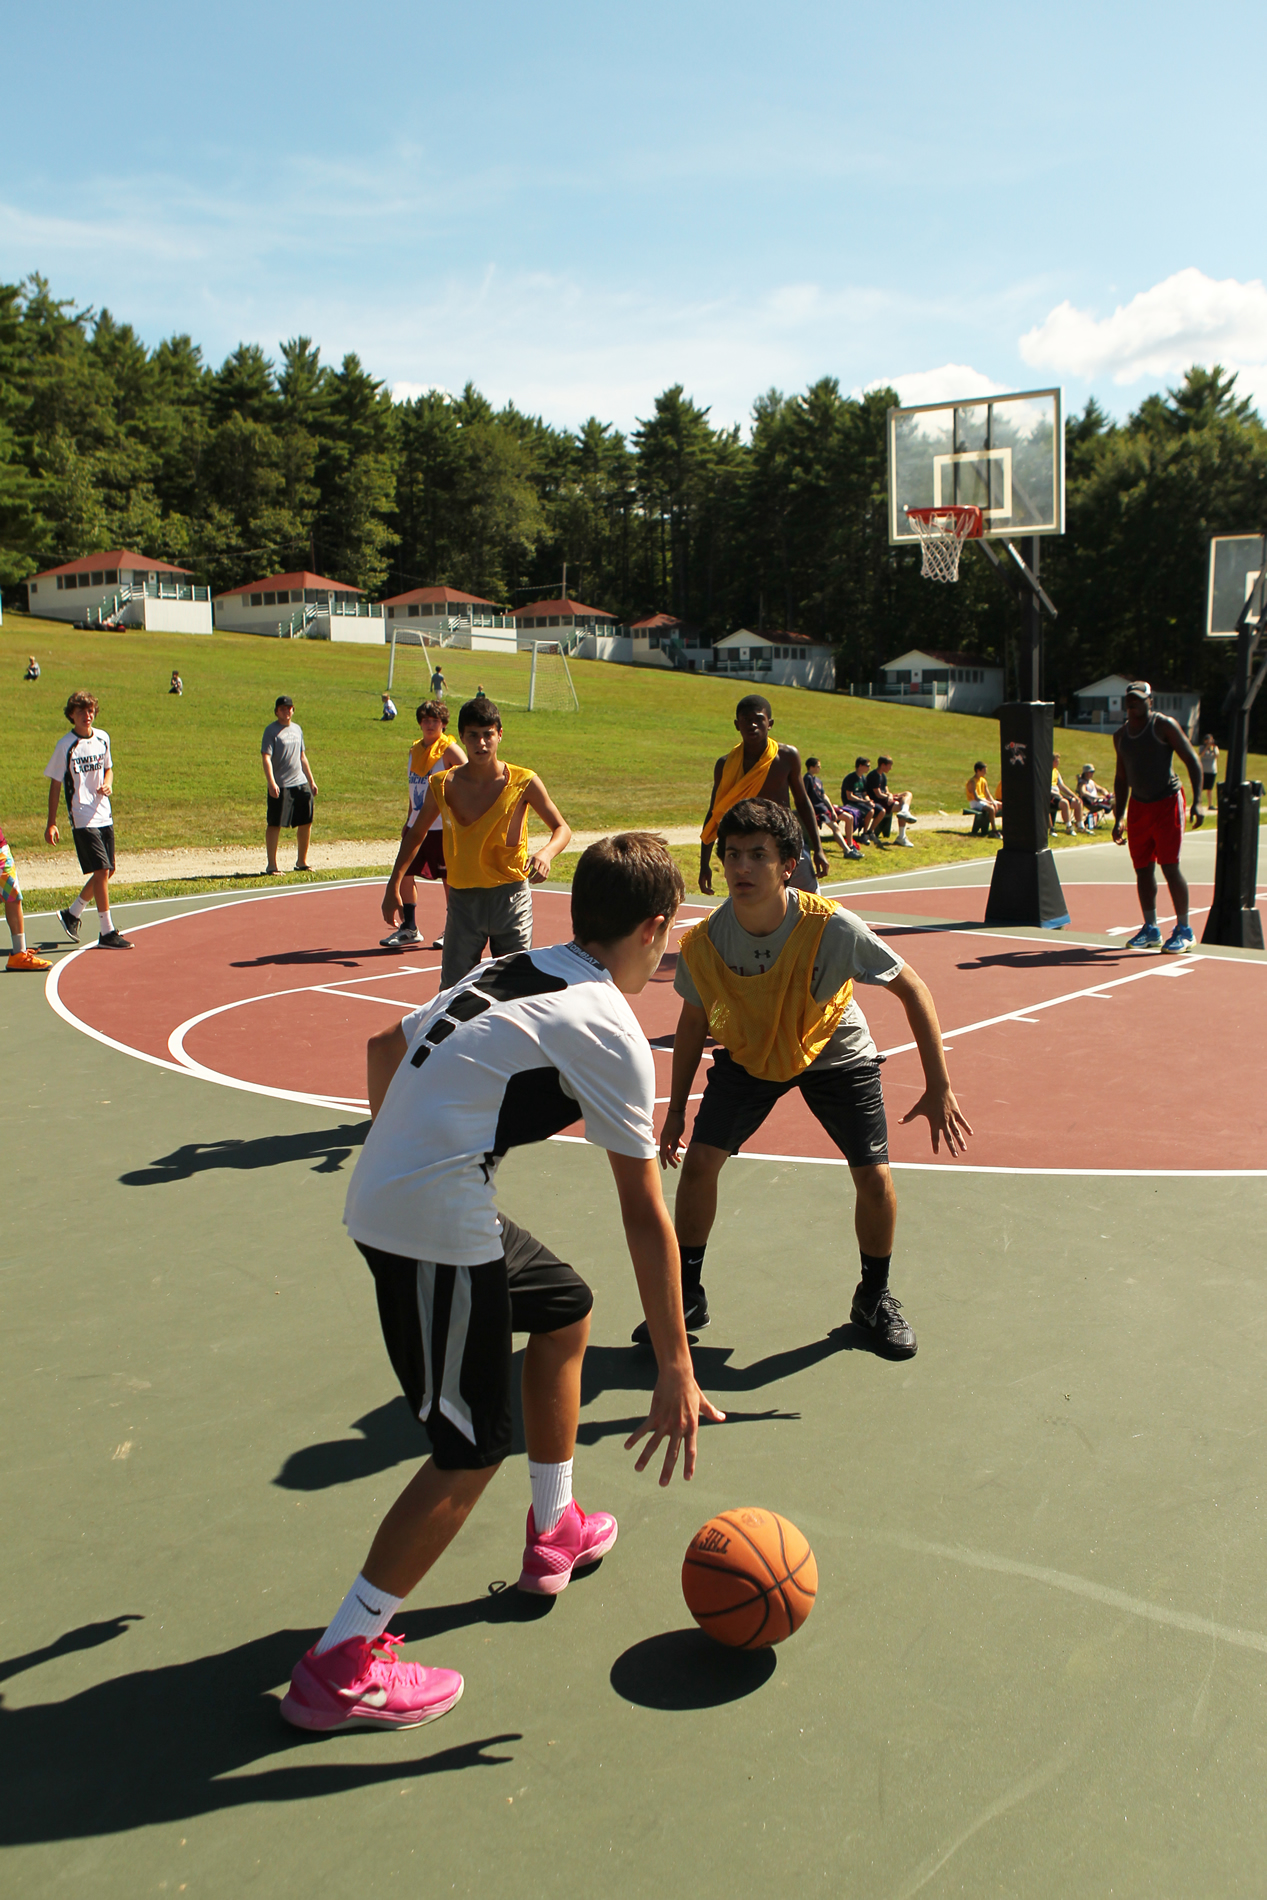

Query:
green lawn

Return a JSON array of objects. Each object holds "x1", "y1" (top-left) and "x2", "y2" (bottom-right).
[{"x1": 4, "y1": 615, "x2": 1259, "y2": 861}]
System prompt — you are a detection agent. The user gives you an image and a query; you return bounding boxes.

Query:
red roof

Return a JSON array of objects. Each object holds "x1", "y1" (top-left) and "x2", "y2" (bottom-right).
[
  {"x1": 383, "y1": 585, "x2": 502, "y2": 608},
  {"x1": 28, "y1": 548, "x2": 192, "y2": 581},
  {"x1": 898, "y1": 648, "x2": 997, "y2": 669},
  {"x1": 510, "y1": 596, "x2": 614, "y2": 620},
  {"x1": 214, "y1": 571, "x2": 363, "y2": 600},
  {"x1": 631, "y1": 612, "x2": 682, "y2": 630}
]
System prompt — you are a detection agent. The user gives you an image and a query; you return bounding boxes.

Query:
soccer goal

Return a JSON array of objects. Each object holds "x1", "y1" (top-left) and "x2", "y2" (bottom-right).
[{"x1": 527, "y1": 640, "x2": 580, "y2": 712}]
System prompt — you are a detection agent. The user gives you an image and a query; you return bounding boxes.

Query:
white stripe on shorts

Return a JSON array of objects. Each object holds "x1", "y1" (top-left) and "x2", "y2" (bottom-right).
[{"x1": 413, "y1": 1260, "x2": 476, "y2": 1445}]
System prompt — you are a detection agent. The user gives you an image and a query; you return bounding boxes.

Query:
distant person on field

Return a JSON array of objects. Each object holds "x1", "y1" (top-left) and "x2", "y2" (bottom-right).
[
  {"x1": 1198, "y1": 733, "x2": 1219, "y2": 819},
  {"x1": 1, "y1": 823, "x2": 51, "y2": 971},
  {"x1": 698, "y1": 695, "x2": 829, "y2": 894},
  {"x1": 840, "y1": 757, "x2": 883, "y2": 843},
  {"x1": 1113, "y1": 681, "x2": 1205, "y2": 954},
  {"x1": 965, "y1": 761, "x2": 1001, "y2": 835},
  {"x1": 24, "y1": 656, "x2": 40, "y2": 681},
  {"x1": 430, "y1": 663, "x2": 447, "y2": 698},
  {"x1": 804, "y1": 758, "x2": 861, "y2": 859},
  {"x1": 382, "y1": 695, "x2": 571, "y2": 988},
  {"x1": 262, "y1": 696, "x2": 319, "y2": 874},
  {"x1": 1049, "y1": 754, "x2": 1082, "y2": 835},
  {"x1": 1076, "y1": 764, "x2": 1113, "y2": 829},
  {"x1": 44, "y1": 691, "x2": 132, "y2": 950},
  {"x1": 381, "y1": 693, "x2": 398, "y2": 721},
  {"x1": 169, "y1": 670, "x2": 183, "y2": 696},
  {"x1": 865, "y1": 753, "x2": 916, "y2": 847},
  {"x1": 381, "y1": 700, "x2": 465, "y2": 952}
]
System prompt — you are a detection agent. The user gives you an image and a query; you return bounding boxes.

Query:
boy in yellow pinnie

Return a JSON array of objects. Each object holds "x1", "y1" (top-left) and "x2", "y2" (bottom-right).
[{"x1": 647, "y1": 798, "x2": 972, "y2": 1359}]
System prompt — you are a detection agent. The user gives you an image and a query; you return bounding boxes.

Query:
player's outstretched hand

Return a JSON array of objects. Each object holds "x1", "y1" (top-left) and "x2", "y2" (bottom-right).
[
  {"x1": 658, "y1": 1107, "x2": 687, "y2": 1170},
  {"x1": 901, "y1": 1084, "x2": 973, "y2": 1157},
  {"x1": 625, "y1": 1366, "x2": 725, "y2": 1485}
]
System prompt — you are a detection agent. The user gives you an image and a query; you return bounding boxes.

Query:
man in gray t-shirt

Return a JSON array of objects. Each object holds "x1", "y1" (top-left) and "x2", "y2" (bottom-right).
[
  {"x1": 262, "y1": 695, "x2": 319, "y2": 873},
  {"x1": 646, "y1": 797, "x2": 972, "y2": 1361}
]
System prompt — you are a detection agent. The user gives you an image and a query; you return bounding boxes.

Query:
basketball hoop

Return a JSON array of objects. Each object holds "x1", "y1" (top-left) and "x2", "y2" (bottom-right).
[{"x1": 905, "y1": 505, "x2": 983, "y2": 583}]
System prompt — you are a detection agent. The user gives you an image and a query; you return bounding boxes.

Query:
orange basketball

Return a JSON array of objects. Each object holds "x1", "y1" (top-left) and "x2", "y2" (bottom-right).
[{"x1": 682, "y1": 1508, "x2": 817, "y2": 1648}]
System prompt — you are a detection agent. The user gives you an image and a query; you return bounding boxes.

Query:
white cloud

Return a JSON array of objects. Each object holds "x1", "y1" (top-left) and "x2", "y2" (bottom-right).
[
  {"x1": 867, "y1": 363, "x2": 1008, "y2": 407},
  {"x1": 1019, "y1": 268, "x2": 1267, "y2": 406},
  {"x1": 391, "y1": 382, "x2": 452, "y2": 404}
]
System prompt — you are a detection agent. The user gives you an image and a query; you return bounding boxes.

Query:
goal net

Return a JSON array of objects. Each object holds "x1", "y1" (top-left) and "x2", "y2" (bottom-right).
[{"x1": 527, "y1": 641, "x2": 580, "y2": 712}]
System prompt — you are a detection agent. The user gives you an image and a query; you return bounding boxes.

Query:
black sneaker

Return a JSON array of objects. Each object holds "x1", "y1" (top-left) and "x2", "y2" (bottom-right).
[
  {"x1": 631, "y1": 1288, "x2": 710, "y2": 1348},
  {"x1": 97, "y1": 929, "x2": 134, "y2": 950},
  {"x1": 380, "y1": 926, "x2": 421, "y2": 948},
  {"x1": 58, "y1": 907, "x2": 82, "y2": 943},
  {"x1": 849, "y1": 1285, "x2": 917, "y2": 1357}
]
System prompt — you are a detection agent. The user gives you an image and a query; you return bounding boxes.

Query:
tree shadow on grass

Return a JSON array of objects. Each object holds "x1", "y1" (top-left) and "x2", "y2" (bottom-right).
[
  {"x1": 119, "y1": 1124, "x2": 367, "y2": 1187},
  {"x1": 0, "y1": 1620, "x2": 517, "y2": 1845},
  {"x1": 611, "y1": 1629, "x2": 776, "y2": 1710}
]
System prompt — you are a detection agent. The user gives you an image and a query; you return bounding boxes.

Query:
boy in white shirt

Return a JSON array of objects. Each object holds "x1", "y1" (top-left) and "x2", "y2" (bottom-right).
[
  {"x1": 44, "y1": 692, "x2": 132, "y2": 949},
  {"x1": 280, "y1": 833, "x2": 723, "y2": 1736}
]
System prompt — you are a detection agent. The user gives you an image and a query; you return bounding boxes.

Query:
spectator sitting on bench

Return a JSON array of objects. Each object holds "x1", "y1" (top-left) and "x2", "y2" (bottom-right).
[
  {"x1": 1050, "y1": 753, "x2": 1083, "y2": 836},
  {"x1": 841, "y1": 757, "x2": 884, "y2": 844},
  {"x1": 865, "y1": 754, "x2": 917, "y2": 848},
  {"x1": 804, "y1": 758, "x2": 862, "y2": 859},
  {"x1": 964, "y1": 761, "x2": 1001, "y2": 836},
  {"x1": 1076, "y1": 763, "x2": 1113, "y2": 830}
]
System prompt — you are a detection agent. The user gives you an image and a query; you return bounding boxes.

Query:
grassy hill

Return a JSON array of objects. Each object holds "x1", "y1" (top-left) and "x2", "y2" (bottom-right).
[{"x1": 4, "y1": 616, "x2": 1256, "y2": 864}]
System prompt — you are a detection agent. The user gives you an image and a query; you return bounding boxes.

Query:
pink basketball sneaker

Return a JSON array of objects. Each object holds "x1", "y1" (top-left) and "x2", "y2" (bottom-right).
[
  {"x1": 280, "y1": 1633, "x2": 464, "y2": 1732},
  {"x1": 517, "y1": 1500, "x2": 618, "y2": 1595}
]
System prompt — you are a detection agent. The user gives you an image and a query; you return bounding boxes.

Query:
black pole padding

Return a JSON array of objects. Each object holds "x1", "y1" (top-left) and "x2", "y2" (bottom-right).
[
  {"x1": 1202, "y1": 780, "x2": 1264, "y2": 948},
  {"x1": 985, "y1": 700, "x2": 1070, "y2": 928}
]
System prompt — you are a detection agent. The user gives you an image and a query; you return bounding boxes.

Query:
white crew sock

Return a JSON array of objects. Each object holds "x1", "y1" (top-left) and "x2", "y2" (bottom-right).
[
  {"x1": 313, "y1": 1572, "x2": 404, "y2": 1656},
  {"x1": 529, "y1": 1457, "x2": 573, "y2": 1535},
  {"x1": 11, "y1": 930, "x2": 26, "y2": 952},
  {"x1": 69, "y1": 896, "x2": 86, "y2": 919},
  {"x1": 99, "y1": 910, "x2": 114, "y2": 936}
]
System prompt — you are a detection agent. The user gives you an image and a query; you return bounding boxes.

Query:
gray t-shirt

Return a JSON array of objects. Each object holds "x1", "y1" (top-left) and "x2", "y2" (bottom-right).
[
  {"x1": 674, "y1": 893, "x2": 904, "y2": 1070},
  {"x1": 262, "y1": 720, "x2": 306, "y2": 788}
]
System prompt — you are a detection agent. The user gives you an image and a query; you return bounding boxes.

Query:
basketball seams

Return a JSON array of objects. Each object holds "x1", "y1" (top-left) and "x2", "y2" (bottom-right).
[{"x1": 683, "y1": 1509, "x2": 815, "y2": 1649}]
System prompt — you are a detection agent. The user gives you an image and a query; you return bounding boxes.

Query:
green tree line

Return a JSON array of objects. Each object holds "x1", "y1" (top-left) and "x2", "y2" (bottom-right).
[{"x1": 3, "y1": 275, "x2": 1265, "y2": 730}]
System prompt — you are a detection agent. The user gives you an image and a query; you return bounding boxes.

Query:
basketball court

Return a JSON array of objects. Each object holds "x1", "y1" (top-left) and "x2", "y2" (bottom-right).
[{"x1": 4, "y1": 827, "x2": 1267, "y2": 1898}]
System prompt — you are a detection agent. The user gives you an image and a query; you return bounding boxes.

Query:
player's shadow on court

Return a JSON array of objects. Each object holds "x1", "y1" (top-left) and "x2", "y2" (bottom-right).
[
  {"x1": 275, "y1": 1397, "x2": 423, "y2": 1490},
  {"x1": 957, "y1": 947, "x2": 1129, "y2": 971},
  {"x1": 610, "y1": 1630, "x2": 776, "y2": 1709},
  {"x1": 578, "y1": 1334, "x2": 859, "y2": 1409},
  {"x1": 119, "y1": 1124, "x2": 367, "y2": 1187},
  {"x1": 0, "y1": 1619, "x2": 518, "y2": 1844},
  {"x1": 230, "y1": 947, "x2": 409, "y2": 968}
]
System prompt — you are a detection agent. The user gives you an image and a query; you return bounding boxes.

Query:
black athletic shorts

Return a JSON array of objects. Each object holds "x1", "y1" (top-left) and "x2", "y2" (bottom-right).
[
  {"x1": 72, "y1": 824, "x2": 115, "y2": 874},
  {"x1": 357, "y1": 1218, "x2": 593, "y2": 1470},
  {"x1": 404, "y1": 828, "x2": 445, "y2": 881},
  {"x1": 691, "y1": 1047, "x2": 889, "y2": 1169},
  {"x1": 266, "y1": 786, "x2": 314, "y2": 829},
  {"x1": 1202, "y1": 771, "x2": 1216, "y2": 791}
]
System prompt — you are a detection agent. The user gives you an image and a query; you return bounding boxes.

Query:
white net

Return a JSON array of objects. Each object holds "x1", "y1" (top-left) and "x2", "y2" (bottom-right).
[
  {"x1": 527, "y1": 641, "x2": 580, "y2": 712},
  {"x1": 905, "y1": 505, "x2": 981, "y2": 583}
]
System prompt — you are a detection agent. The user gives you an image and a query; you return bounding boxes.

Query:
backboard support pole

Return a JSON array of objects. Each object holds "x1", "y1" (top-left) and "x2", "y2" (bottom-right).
[
  {"x1": 1203, "y1": 546, "x2": 1265, "y2": 947},
  {"x1": 976, "y1": 535, "x2": 1069, "y2": 927}
]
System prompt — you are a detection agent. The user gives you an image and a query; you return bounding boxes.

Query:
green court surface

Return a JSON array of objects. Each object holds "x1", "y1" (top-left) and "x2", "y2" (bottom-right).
[{"x1": 3, "y1": 844, "x2": 1267, "y2": 1898}]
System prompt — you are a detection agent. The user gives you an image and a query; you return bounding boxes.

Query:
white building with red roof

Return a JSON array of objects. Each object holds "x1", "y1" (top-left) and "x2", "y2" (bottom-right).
[
  {"x1": 382, "y1": 583, "x2": 523, "y2": 651},
  {"x1": 25, "y1": 550, "x2": 212, "y2": 633},
  {"x1": 214, "y1": 571, "x2": 385, "y2": 643},
  {"x1": 713, "y1": 628, "x2": 836, "y2": 692},
  {"x1": 876, "y1": 647, "x2": 1002, "y2": 713},
  {"x1": 511, "y1": 595, "x2": 616, "y2": 635}
]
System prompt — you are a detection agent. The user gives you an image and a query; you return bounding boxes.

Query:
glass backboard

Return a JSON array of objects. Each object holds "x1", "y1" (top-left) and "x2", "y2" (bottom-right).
[
  {"x1": 887, "y1": 388, "x2": 1064, "y2": 544},
  {"x1": 1206, "y1": 533, "x2": 1265, "y2": 639}
]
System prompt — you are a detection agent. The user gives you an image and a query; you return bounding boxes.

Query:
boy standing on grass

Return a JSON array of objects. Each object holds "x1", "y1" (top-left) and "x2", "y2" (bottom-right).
[
  {"x1": 643, "y1": 798, "x2": 972, "y2": 1358},
  {"x1": 381, "y1": 700, "x2": 466, "y2": 951},
  {"x1": 262, "y1": 696, "x2": 319, "y2": 874},
  {"x1": 1, "y1": 825, "x2": 51, "y2": 972},
  {"x1": 44, "y1": 692, "x2": 132, "y2": 950},
  {"x1": 281, "y1": 835, "x2": 722, "y2": 1734},
  {"x1": 381, "y1": 696, "x2": 570, "y2": 988}
]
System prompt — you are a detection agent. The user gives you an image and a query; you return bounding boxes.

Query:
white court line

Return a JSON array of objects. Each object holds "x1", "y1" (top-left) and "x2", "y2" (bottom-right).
[
  {"x1": 548, "y1": 1133, "x2": 1267, "y2": 1178},
  {"x1": 876, "y1": 957, "x2": 1204, "y2": 1059}
]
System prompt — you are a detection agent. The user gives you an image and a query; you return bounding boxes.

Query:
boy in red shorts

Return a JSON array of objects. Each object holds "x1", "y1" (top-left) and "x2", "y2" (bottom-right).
[{"x1": 1112, "y1": 681, "x2": 1205, "y2": 954}]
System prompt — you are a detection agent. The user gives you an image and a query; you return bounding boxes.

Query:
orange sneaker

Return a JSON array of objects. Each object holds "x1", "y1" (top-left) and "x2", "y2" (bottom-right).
[{"x1": 7, "y1": 949, "x2": 52, "y2": 972}]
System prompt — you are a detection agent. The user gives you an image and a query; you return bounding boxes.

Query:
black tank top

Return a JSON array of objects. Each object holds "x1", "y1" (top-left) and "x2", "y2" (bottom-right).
[{"x1": 1118, "y1": 712, "x2": 1180, "y2": 803}]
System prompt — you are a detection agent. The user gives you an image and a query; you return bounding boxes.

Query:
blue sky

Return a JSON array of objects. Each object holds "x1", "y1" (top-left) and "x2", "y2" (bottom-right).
[{"x1": 5, "y1": 0, "x2": 1265, "y2": 432}]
